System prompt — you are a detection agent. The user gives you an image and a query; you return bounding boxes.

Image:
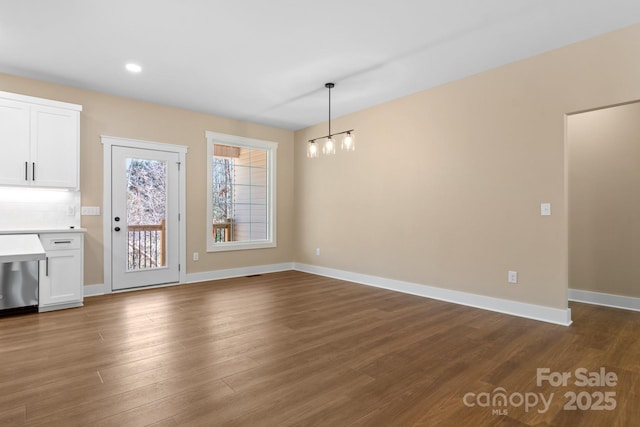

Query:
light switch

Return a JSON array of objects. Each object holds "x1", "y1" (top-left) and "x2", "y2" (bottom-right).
[
  {"x1": 81, "y1": 206, "x2": 101, "y2": 216},
  {"x1": 540, "y1": 203, "x2": 551, "y2": 216}
]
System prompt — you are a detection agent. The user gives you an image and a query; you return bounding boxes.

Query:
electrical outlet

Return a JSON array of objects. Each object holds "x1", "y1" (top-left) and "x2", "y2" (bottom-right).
[
  {"x1": 508, "y1": 271, "x2": 518, "y2": 284},
  {"x1": 316, "y1": 248, "x2": 321, "y2": 256},
  {"x1": 193, "y1": 252, "x2": 199, "y2": 261},
  {"x1": 540, "y1": 203, "x2": 551, "y2": 216}
]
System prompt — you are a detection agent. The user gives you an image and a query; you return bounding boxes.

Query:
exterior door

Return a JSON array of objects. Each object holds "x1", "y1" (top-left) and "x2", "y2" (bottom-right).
[{"x1": 111, "y1": 146, "x2": 180, "y2": 290}]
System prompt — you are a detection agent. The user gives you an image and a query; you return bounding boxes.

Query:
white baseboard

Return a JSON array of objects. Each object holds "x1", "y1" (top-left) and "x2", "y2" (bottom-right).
[
  {"x1": 294, "y1": 263, "x2": 572, "y2": 326},
  {"x1": 84, "y1": 283, "x2": 107, "y2": 297},
  {"x1": 84, "y1": 262, "x2": 574, "y2": 326},
  {"x1": 185, "y1": 262, "x2": 295, "y2": 284},
  {"x1": 84, "y1": 263, "x2": 295, "y2": 297},
  {"x1": 569, "y1": 289, "x2": 640, "y2": 312}
]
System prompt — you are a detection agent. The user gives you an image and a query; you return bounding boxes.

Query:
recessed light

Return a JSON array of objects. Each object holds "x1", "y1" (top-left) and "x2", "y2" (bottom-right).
[{"x1": 125, "y1": 63, "x2": 142, "y2": 73}]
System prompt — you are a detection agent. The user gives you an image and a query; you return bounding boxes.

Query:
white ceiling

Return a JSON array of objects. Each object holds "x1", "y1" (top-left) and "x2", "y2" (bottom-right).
[{"x1": 1, "y1": 1, "x2": 639, "y2": 131}]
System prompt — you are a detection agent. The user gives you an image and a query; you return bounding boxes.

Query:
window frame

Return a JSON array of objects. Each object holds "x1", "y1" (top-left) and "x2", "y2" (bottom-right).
[{"x1": 205, "y1": 131, "x2": 277, "y2": 252}]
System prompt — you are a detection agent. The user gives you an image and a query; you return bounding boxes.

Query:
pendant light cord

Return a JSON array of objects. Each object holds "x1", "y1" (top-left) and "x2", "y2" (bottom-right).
[{"x1": 328, "y1": 84, "x2": 331, "y2": 138}]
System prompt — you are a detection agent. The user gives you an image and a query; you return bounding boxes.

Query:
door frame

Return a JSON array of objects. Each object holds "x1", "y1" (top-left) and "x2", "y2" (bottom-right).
[{"x1": 101, "y1": 135, "x2": 187, "y2": 292}]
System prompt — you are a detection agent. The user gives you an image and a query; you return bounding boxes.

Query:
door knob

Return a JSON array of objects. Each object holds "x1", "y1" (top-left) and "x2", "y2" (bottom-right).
[{"x1": 114, "y1": 226, "x2": 121, "y2": 232}]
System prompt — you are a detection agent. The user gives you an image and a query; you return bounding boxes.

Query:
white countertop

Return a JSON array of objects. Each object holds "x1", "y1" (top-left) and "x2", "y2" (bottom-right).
[
  {"x1": 0, "y1": 234, "x2": 46, "y2": 263},
  {"x1": 0, "y1": 228, "x2": 86, "y2": 235}
]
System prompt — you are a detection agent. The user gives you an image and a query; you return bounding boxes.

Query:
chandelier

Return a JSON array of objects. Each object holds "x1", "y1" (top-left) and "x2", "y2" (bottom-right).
[{"x1": 307, "y1": 83, "x2": 355, "y2": 158}]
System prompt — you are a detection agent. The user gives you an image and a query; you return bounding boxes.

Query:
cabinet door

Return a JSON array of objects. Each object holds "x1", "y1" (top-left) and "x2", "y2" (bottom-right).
[
  {"x1": 30, "y1": 105, "x2": 79, "y2": 188},
  {"x1": 39, "y1": 249, "x2": 82, "y2": 306},
  {"x1": 0, "y1": 99, "x2": 31, "y2": 186}
]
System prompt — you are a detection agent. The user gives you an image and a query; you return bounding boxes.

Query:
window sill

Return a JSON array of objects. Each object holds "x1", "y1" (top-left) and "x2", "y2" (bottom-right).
[{"x1": 206, "y1": 240, "x2": 276, "y2": 252}]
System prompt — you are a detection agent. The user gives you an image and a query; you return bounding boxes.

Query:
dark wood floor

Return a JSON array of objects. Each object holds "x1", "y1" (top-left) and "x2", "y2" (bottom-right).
[{"x1": 0, "y1": 271, "x2": 638, "y2": 426}]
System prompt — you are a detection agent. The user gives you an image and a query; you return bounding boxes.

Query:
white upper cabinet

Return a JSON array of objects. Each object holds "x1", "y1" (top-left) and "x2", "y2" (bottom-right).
[
  {"x1": 31, "y1": 105, "x2": 80, "y2": 188},
  {"x1": 0, "y1": 91, "x2": 81, "y2": 189},
  {"x1": 0, "y1": 99, "x2": 31, "y2": 186}
]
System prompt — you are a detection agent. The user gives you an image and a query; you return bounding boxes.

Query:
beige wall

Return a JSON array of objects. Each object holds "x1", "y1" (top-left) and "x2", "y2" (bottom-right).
[
  {"x1": 0, "y1": 73, "x2": 295, "y2": 286},
  {"x1": 294, "y1": 24, "x2": 640, "y2": 310},
  {"x1": 568, "y1": 102, "x2": 640, "y2": 298}
]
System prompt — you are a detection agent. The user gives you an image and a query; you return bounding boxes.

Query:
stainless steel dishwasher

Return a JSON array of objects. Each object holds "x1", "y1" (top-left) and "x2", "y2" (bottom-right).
[{"x1": 0, "y1": 234, "x2": 46, "y2": 316}]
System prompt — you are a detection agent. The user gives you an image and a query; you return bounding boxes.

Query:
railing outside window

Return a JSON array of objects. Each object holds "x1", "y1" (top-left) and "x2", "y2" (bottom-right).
[
  {"x1": 213, "y1": 219, "x2": 233, "y2": 242},
  {"x1": 128, "y1": 220, "x2": 166, "y2": 270}
]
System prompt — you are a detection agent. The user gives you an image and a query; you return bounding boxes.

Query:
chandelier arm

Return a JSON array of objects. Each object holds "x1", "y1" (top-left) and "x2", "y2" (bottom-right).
[{"x1": 308, "y1": 129, "x2": 355, "y2": 143}]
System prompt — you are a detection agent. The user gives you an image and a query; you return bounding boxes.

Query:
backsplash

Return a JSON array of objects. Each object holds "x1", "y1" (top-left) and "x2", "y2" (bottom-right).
[{"x1": 0, "y1": 187, "x2": 81, "y2": 230}]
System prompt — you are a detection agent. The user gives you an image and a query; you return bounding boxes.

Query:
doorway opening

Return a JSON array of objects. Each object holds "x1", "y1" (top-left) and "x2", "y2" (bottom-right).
[{"x1": 566, "y1": 100, "x2": 640, "y2": 311}]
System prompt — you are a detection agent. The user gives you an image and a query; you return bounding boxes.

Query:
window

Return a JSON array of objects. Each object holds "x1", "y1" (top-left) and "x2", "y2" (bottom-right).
[{"x1": 206, "y1": 131, "x2": 277, "y2": 251}]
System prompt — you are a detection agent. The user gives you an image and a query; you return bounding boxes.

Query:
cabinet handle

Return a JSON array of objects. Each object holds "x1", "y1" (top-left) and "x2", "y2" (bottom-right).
[
  {"x1": 32, "y1": 162, "x2": 36, "y2": 181},
  {"x1": 45, "y1": 257, "x2": 49, "y2": 277},
  {"x1": 53, "y1": 240, "x2": 72, "y2": 244},
  {"x1": 25, "y1": 162, "x2": 28, "y2": 181}
]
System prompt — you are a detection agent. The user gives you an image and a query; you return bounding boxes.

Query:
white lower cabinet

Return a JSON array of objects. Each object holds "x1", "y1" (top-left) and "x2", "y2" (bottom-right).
[{"x1": 39, "y1": 233, "x2": 84, "y2": 311}]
